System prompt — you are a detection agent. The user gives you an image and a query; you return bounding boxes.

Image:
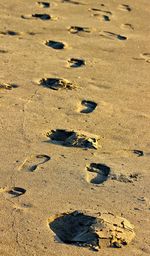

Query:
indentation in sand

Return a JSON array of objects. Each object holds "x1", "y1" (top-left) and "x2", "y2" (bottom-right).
[
  {"x1": 133, "y1": 53, "x2": 150, "y2": 63},
  {"x1": 89, "y1": 8, "x2": 112, "y2": 15},
  {"x1": 100, "y1": 31, "x2": 127, "y2": 40},
  {"x1": 132, "y1": 150, "x2": 144, "y2": 157},
  {"x1": 121, "y1": 23, "x2": 134, "y2": 30},
  {"x1": 18, "y1": 154, "x2": 50, "y2": 172},
  {"x1": 39, "y1": 78, "x2": 76, "y2": 90},
  {"x1": 79, "y1": 100, "x2": 97, "y2": 113},
  {"x1": 37, "y1": 1, "x2": 50, "y2": 8},
  {"x1": 68, "y1": 58, "x2": 85, "y2": 68},
  {"x1": 48, "y1": 210, "x2": 135, "y2": 250},
  {"x1": 61, "y1": 0, "x2": 82, "y2": 4},
  {"x1": 68, "y1": 26, "x2": 90, "y2": 34},
  {"x1": 21, "y1": 14, "x2": 51, "y2": 20},
  {"x1": 47, "y1": 129, "x2": 99, "y2": 149},
  {"x1": 0, "y1": 83, "x2": 18, "y2": 90},
  {"x1": 86, "y1": 163, "x2": 111, "y2": 184},
  {"x1": 45, "y1": 40, "x2": 66, "y2": 49},
  {"x1": 8, "y1": 187, "x2": 26, "y2": 197},
  {"x1": 0, "y1": 30, "x2": 20, "y2": 36},
  {"x1": 119, "y1": 4, "x2": 132, "y2": 12}
]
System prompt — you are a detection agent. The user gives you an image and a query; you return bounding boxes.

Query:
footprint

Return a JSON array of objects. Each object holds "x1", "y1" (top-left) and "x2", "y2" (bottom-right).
[
  {"x1": 68, "y1": 58, "x2": 85, "y2": 68},
  {"x1": 45, "y1": 40, "x2": 65, "y2": 49},
  {"x1": 100, "y1": 31, "x2": 127, "y2": 40},
  {"x1": 133, "y1": 53, "x2": 150, "y2": 63},
  {"x1": 0, "y1": 49, "x2": 7, "y2": 53},
  {"x1": 86, "y1": 163, "x2": 110, "y2": 184},
  {"x1": 119, "y1": 4, "x2": 132, "y2": 12},
  {"x1": 102, "y1": 15, "x2": 110, "y2": 21},
  {"x1": 19, "y1": 154, "x2": 50, "y2": 172},
  {"x1": 68, "y1": 26, "x2": 90, "y2": 34},
  {"x1": 47, "y1": 129, "x2": 99, "y2": 149},
  {"x1": 8, "y1": 187, "x2": 26, "y2": 197},
  {"x1": 89, "y1": 8, "x2": 112, "y2": 15},
  {"x1": 37, "y1": 1, "x2": 50, "y2": 8},
  {"x1": 21, "y1": 14, "x2": 51, "y2": 20},
  {"x1": 61, "y1": 0, "x2": 81, "y2": 4},
  {"x1": 140, "y1": 53, "x2": 150, "y2": 63},
  {"x1": 132, "y1": 150, "x2": 144, "y2": 157},
  {"x1": 0, "y1": 186, "x2": 26, "y2": 197},
  {"x1": 39, "y1": 78, "x2": 76, "y2": 90},
  {"x1": 0, "y1": 30, "x2": 20, "y2": 36},
  {"x1": 48, "y1": 210, "x2": 135, "y2": 250},
  {"x1": 0, "y1": 83, "x2": 18, "y2": 90},
  {"x1": 121, "y1": 23, "x2": 134, "y2": 30},
  {"x1": 80, "y1": 100, "x2": 97, "y2": 113}
]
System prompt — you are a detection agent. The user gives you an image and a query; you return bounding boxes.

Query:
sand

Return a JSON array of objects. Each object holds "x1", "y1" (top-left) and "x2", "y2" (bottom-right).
[{"x1": 0, "y1": 0, "x2": 150, "y2": 255}]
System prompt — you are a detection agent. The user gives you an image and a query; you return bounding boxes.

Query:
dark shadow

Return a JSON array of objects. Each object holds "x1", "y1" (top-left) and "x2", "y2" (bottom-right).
[
  {"x1": 45, "y1": 40, "x2": 65, "y2": 49},
  {"x1": 81, "y1": 100, "x2": 97, "y2": 113},
  {"x1": 87, "y1": 163, "x2": 111, "y2": 184},
  {"x1": 69, "y1": 58, "x2": 85, "y2": 67},
  {"x1": 49, "y1": 211, "x2": 99, "y2": 250},
  {"x1": 8, "y1": 187, "x2": 26, "y2": 197}
]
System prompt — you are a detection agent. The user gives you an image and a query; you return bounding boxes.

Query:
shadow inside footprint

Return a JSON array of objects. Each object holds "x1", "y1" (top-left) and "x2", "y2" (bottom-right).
[
  {"x1": 62, "y1": 0, "x2": 81, "y2": 4},
  {"x1": 19, "y1": 154, "x2": 50, "y2": 172},
  {"x1": 0, "y1": 83, "x2": 18, "y2": 90},
  {"x1": 47, "y1": 129, "x2": 99, "y2": 149},
  {"x1": 117, "y1": 34, "x2": 127, "y2": 40},
  {"x1": 49, "y1": 211, "x2": 99, "y2": 251},
  {"x1": 37, "y1": 1, "x2": 50, "y2": 8},
  {"x1": 45, "y1": 40, "x2": 65, "y2": 49},
  {"x1": 87, "y1": 163, "x2": 110, "y2": 184},
  {"x1": 100, "y1": 31, "x2": 127, "y2": 40},
  {"x1": 48, "y1": 210, "x2": 135, "y2": 250},
  {"x1": 39, "y1": 78, "x2": 75, "y2": 90},
  {"x1": 103, "y1": 15, "x2": 110, "y2": 21},
  {"x1": 68, "y1": 58, "x2": 85, "y2": 67},
  {"x1": 80, "y1": 100, "x2": 97, "y2": 113},
  {"x1": 0, "y1": 30, "x2": 19, "y2": 36},
  {"x1": 132, "y1": 150, "x2": 144, "y2": 157},
  {"x1": 21, "y1": 14, "x2": 51, "y2": 20},
  {"x1": 68, "y1": 26, "x2": 90, "y2": 34},
  {"x1": 8, "y1": 187, "x2": 26, "y2": 197},
  {"x1": 119, "y1": 4, "x2": 131, "y2": 12}
]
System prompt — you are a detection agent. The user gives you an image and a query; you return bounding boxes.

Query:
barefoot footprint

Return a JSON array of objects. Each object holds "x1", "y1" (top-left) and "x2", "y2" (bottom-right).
[
  {"x1": 80, "y1": 100, "x2": 97, "y2": 113},
  {"x1": 0, "y1": 186, "x2": 26, "y2": 197},
  {"x1": 19, "y1": 154, "x2": 50, "y2": 172},
  {"x1": 68, "y1": 26, "x2": 90, "y2": 34},
  {"x1": 86, "y1": 163, "x2": 111, "y2": 184},
  {"x1": 47, "y1": 129, "x2": 99, "y2": 149},
  {"x1": 68, "y1": 58, "x2": 85, "y2": 68},
  {"x1": 62, "y1": 0, "x2": 83, "y2": 5},
  {"x1": 45, "y1": 40, "x2": 66, "y2": 49},
  {"x1": 21, "y1": 14, "x2": 51, "y2": 20},
  {"x1": 39, "y1": 78, "x2": 76, "y2": 90},
  {"x1": 100, "y1": 31, "x2": 127, "y2": 40},
  {"x1": 119, "y1": 4, "x2": 132, "y2": 12},
  {"x1": 0, "y1": 83, "x2": 18, "y2": 90},
  {"x1": 37, "y1": 1, "x2": 50, "y2": 8},
  {"x1": 0, "y1": 30, "x2": 20, "y2": 36},
  {"x1": 8, "y1": 187, "x2": 26, "y2": 197}
]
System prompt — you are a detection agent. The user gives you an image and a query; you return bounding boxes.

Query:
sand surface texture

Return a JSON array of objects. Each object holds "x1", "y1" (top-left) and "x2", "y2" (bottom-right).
[{"x1": 0, "y1": 0, "x2": 150, "y2": 255}]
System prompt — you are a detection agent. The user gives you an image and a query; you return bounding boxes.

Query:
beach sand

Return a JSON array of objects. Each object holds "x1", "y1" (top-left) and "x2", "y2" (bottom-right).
[{"x1": 0, "y1": 0, "x2": 150, "y2": 255}]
